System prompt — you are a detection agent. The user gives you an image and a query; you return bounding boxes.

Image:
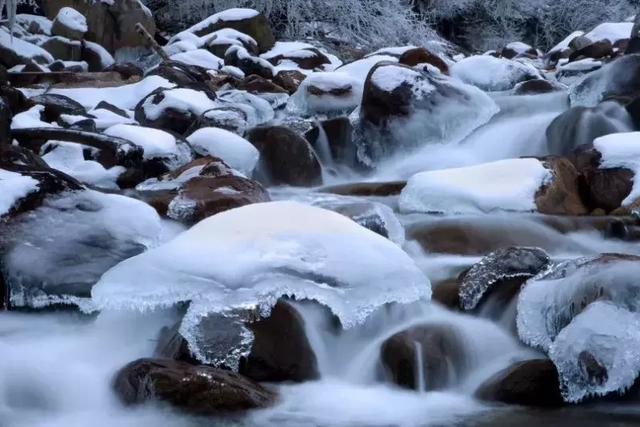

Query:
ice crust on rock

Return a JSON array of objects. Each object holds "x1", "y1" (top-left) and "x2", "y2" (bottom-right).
[
  {"x1": 92, "y1": 202, "x2": 430, "y2": 365},
  {"x1": 460, "y1": 247, "x2": 550, "y2": 311},
  {"x1": 517, "y1": 256, "x2": 640, "y2": 402},
  {"x1": 399, "y1": 158, "x2": 552, "y2": 214}
]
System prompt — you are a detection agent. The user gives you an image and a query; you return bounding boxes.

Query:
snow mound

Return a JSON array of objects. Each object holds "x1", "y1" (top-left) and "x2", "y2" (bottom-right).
[
  {"x1": 517, "y1": 255, "x2": 640, "y2": 402},
  {"x1": 585, "y1": 22, "x2": 633, "y2": 43},
  {"x1": 92, "y1": 202, "x2": 430, "y2": 364},
  {"x1": 186, "y1": 127, "x2": 259, "y2": 175},
  {"x1": 42, "y1": 141, "x2": 124, "y2": 189},
  {"x1": 185, "y1": 8, "x2": 259, "y2": 34},
  {"x1": 370, "y1": 65, "x2": 425, "y2": 92},
  {"x1": 54, "y1": 7, "x2": 87, "y2": 33},
  {"x1": 0, "y1": 169, "x2": 39, "y2": 217},
  {"x1": 11, "y1": 105, "x2": 56, "y2": 129},
  {"x1": 142, "y1": 88, "x2": 217, "y2": 121},
  {"x1": 399, "y1": 158, "x2": 552, "y2": 214},
  {"x1": 593, "y1": 132, "x2": 640, "y2": 206},
  {"x1": 287, "y1": 72, "x2": 363, "y2": 114},
  {"x1": 451, "y1": 56, "x2": 540, "y2": 91},
  {"x1": 104, "y1": 124, "x2": 183, "y2": 161},
  {"x1": 170, "y1": 49, "x2": 223, "y2": 70},
  {"x1": 548, "y1": 31, "x2": 585, "y2": 55},
  {"x1": 47, "y1": 76, "x2": 175, "y2": 110}
]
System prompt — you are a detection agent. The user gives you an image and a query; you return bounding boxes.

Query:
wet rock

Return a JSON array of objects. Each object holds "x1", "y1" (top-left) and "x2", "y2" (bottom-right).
[
  {"x1": 28, "y1": 93, "x2": 86, "y2": 122},
  {"x1": 431, "y1": 278, "x2": 462, "y2": 310},
  {"x1": 246, "y1": 126, "x2": 322, "y2": 187},
  {"x1": 398, "y1": 47, "x2": 449, "y2": 74},
  {"x1": 536, "y1": 157, "x2": 588, "y2": 215},
  {"x1": 571, "y1": 54, "x2": 640, "y2": 106},
  {"x1": 546, "y1": 101, "x2": 633, "y2": 156},
  {"x1": 304, "y1": 117, "x2": 357, "y2": 168},
  {"x1": 237, "y1": 75, "x2": 287, "y2": 95},
  {"x1": 103, "y1": 62, "x2": 143, "y2": 80},
  {"x1": 380, "y1": 324, "x2": 467, "y2": 391},
  {"x1": 459, "y1": 247, "x2": 550, "y2": 311},
  {"x1": 113, "y1": 358, "x2": 276, "y2": 415},
  {"x1": 240, "y1": 300, "x2": 319, "y2": 382},
  {"x1": 513, "y1": 79, "x2": 563, "y2": 95},
  {"x1": 570, "y1": 40, "x2": 613, "y2": 62},
  {"x1": 475, "y1": 359, "x2": 564, "y2": 407},
  {"x1": 273, "y1": 69, "x2": 307, "y2": 94},
  {"x1": 319, "y1": 181, "x2": 406, "y2": 197}
]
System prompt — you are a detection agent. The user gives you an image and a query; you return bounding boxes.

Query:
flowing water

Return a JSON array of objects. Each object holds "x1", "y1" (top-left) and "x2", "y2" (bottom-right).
[{"x1": 3, "y1": 92, "x2": 640, "y2": 427}]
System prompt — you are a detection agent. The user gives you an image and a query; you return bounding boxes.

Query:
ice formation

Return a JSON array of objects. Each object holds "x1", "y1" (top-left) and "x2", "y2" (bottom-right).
[
  {"x1": 92, "y1": 202, "x2": 430, "y2": 366},
  {"x1": 517, "y1": 255, "x2": 640, "y2": 401}
]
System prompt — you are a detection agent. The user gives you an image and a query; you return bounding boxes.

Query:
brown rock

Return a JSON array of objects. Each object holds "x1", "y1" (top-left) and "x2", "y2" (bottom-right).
[
  {"x1": 237, "y1": 74, "x2": 287, "y2": 94},
  {"x1": 273, "y1": 69, "x2": 307, "y2": 94},
  {"x1": 570, "y1": 39, "x2": 614, "y2": 61},
  {"x1": 319, "y1": 181, "x2": 406, "y2": 197},
  {"x1": 399, "y1": 47, "x2": 449, "y2": 74},
  {"x1": 113, "y1": 358, "x2": 276, "y2": 415},
  {"x1": 536, "y1": 157, "x2": 589, "y2": 215},
  {"x1": 475, "y1": 359, "x2": 564, "y2": 407},
  {"x1": 191, "y1": 11, "x2": 275, "y2": 53}
]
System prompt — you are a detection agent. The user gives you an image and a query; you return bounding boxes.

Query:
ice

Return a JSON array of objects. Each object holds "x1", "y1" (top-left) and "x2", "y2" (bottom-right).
[
  {"x1": 550, "y1": 301, "x2": 640, "y2": 402},
  {"x1": 141, "y1": 88, "x2": 217, "y2": 121},
  {"x1": 569, "y1": 55, "x2": 640, "y2": 107},
  {"x1": 53, "y1": 7, "x2": 87, "y2": 33},
  {"x1": 287, "y1": 71, "x2": 363, "y2": 115},
  {"x1": 92, "y1": 201, "x2": 430, "y2": 364},
  {"x1": 186, "y1": 127, "x2": 259, "y2": 175},
  {"x1": 42, "y1": 141, "x2": 125, "y2": 189},
  {"x1": 459, "y1": 247, "x2": 550, "y2": 311},
  {"x1": 2, "y1": 190, "x2": 162, "y2": 309},
  {"x1": 593, "y1": 132, "x2": 640, "y2": 205},
  {"x1": 399, "y1": 158, "x2": 552, "y2": 214},
  {"x1": 516, "y1": 255, "x2": 640, "y2": 401},
  {"x1": 169, "y1": 49, "x2": 223, "y2": 70},
  {"x1": 104, "y1": 124, "x2": 185, "y2": 161},
  {"x1": 585, "y1": 22, "x2": 633, "y2": 43},
  {"x1": 216, "y1": 89, "x2": 274, "y2": 126},
  {"x1": 46, "y1": 76, "x2": 175, "y2": 110},
  {"x1": 451, "y1": 55, "x2": 540, "y2": 91},
  {"x1": 0, "y1": 169, "x2": 39, "y2": 217}
]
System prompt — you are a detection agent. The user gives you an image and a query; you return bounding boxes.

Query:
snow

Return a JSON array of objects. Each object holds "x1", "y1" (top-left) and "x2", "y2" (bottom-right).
[
  {"x1": 505, "y1": 41, "x2": 533, "y2": 54},
  {"x1": 142, "y1": 88, "x2": 217, "y2": 121},
  {"x1": 593, "y1": 132, "x2": 640, "y2": 206},
  {"x1": 54, "y1": 7, "x2": 87, "y2": 33},
  {"x1": 186, "y1": 127, "x2": 259, "y2": 175},
  {"x1": 169, "y1": 49, "x2": 223, "y2": 70},
  {"x1": 46, "y1": 76, "x2": 175, "y2": 110},
  {"x1": 371, "y1": 65, "x2": 424, "y2": 92},
  {"x1": 85, "y1": 107, "x2": 136, "y2": 130},
  {"x1": 399, "y1": 158, "x2": 552, "y2": 214},
  {"x1": 517, "y1": 256, "x2": 640, "y2": 402},
  {"x1": 136, "y1": 164, "x2": 206, "y2": 191},
  {"x1": 369, "y1": 46, "x2": 417, "y2": 56},
  {"x1": 216, "y1": 90, "x2": 274, "y2": 126},
  {"x1": 337, "y1": 55, "x2": 399, "y2": 84},
  {"x1": 10, "y1": 105, "x2": 56, "y2": 129},
  {"x1": 42, "y1": 141, "x2": 125, "y2": 189},
  {"x1": 104, "y1": 124, "x2": 178, "y2": 160},
  {"x1": 0, "y1": 26, "x2": 54, "y2": 64},
  {"x1": 287, "y1": 71, "x2": 363, "y2": 114},
  {"x1": 15, "y1": 14, "x2": 53, "y2": 35},
  {"x1": 220, "y1": 65, "x2": 245, "y2": 79},
  {"x1": 83, "y1": 40, "x2": 114, "y2": 68},
  {"x1": 207, "y1": 28, "x2": 256, "y2": 51},
  {"x1": 548, "y1": 31, "x2": 585, "y2": 54},
  {"x1": 261, "y1": 41, "x2": 317, "y2": 59},
  {"x1": 585, "y1": 22, "x2": 633, "y2": 43},
  {"x1": 92, "y1": 201, "x2": 430, "y2": 363},
  {"x1": 558, "y1": 58, "x2": 602, "y2": 72},
  {"x1": 451, "y1": 56, "x2": 540, "y2": 91},
  {"x1": 5, "y1": 189, "x2": 162, "y2": 309},
  {"x1": 185, "y1": 8, "x2": 259, "y2": 35},
  {"x1": 0, "y1": 169, "x2": 39, "y2": 217}
]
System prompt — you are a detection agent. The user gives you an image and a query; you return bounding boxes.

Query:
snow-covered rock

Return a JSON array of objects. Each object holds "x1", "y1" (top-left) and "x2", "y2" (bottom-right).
[
  {"x1": 92, "y1": 201, "x2": 430, "y2": 365},
  {"x1": 0, "y1": 169, "x2": 39, "y2": 217},
  {"x1": 570, "y1": 54, "x2": 640, "y2": 107},
  {"x1": 170, "y1": 49, "x2": 223, "y2": 70},
  {"x1": 593, "y1": 132, "x2": 640, "y2": 207},
  {"x1": 186, "y1": 127, "x2": 259, "y2": 175},
  {"x1": 0, "y1": 26, "x2": 54, "y2": 67},
  {"x1": 51, "y1": 7, "x2": 87, "y2": 41},
  {"x1": 585, "y1": 22, "x2": 633, "y2": 44},
  {"x1": 287, "y1": 72, "x2": 362, "y2": 115},
  {"x1": 399, "y1": 158, "x2": 552, "y2": 214},
  {"x1": 451, "y1": 55, "x2": 541, "y2": 91}
]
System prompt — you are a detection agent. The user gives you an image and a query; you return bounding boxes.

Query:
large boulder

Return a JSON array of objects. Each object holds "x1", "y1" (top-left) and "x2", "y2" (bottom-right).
[
  {"x1": 51, "y1": 7, "x2": 88, "y2": 40},
  {"x1": 113, "y1": 358, "x2": 276, "y2": 415},
  {"x1": 28, "y1": 93, "x2": 86, "y2": 122},
  {"x1": 43, "y1": 0, "x2": 156, "y2": 54},
  {"x1": 535, "y1": 157, "x2": 589, "y2": 216},
  {"x1": 398, "y1": 47, "x2": 449, "y2": 74},
  {"x1": 246, "y1": 126, "x2": 323, "y2": 187},
  {"x1": 475, "y1": 359, "x2": 564, "y2": 407},
  {"x1": 546, "y1": 101, "x2": 633, "y2": 156},
  {"x1": 357, "y1": 62, "x2": 498, "y2": 162},
  {"x1": 381, "y1": 324, "x2": 467, "y2": 391}
]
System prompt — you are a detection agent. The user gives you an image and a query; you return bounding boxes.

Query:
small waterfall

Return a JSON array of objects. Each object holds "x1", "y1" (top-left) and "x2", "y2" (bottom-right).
[
  {"x1": 414, "y1": 340, "x2": 426, "y2": 393},
  {"x1": 314, "y1": 120, "x2": 334, "y2": 167}
]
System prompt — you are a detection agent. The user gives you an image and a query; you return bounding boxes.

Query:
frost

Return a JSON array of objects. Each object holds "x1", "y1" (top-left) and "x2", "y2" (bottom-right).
[
  {"x1": 399, "y1": 158, "x2": 552, "y2": 214},
  {"x1": 460, "y1": 247, "x2": 550, "y2": 311},
  {"x1": 517, "y1": 255, "x2": 640, "y2": 401},
  {"x1": 92, "y1": 201, "x2": 430, "y2": 365}
]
